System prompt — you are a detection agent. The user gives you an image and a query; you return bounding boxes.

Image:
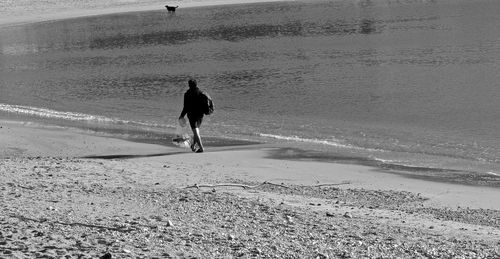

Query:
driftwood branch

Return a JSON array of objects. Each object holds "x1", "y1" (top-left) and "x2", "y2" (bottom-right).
[
  {"x1": 312, "y1": 181, "x2": 351, "y2": 187},
  {"x1": 184, "y1": 181, "x2": 351, "y2": 190},
  {"x1": 184, "y1": 181, "x2": 288, "y2": 190}
]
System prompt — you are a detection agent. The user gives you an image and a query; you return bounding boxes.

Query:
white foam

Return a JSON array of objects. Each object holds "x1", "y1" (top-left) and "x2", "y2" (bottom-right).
[
  {"x1": 372, "y1": 157, "x2": 396, "y2": 164},
  {"x1": 0, "y1": 103, "x2": 162, "y2": 128},
  {"x1": 486, "y1": 171, "x2": 500, "y2": 177},
  {"x1": 259, "y1": 133, "x2": 352, "y2": 148}
]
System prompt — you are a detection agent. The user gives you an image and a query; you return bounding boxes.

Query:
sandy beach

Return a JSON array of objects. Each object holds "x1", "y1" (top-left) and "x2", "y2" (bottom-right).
[
  {"x1": 1, "y1": 120, "x2": 499, "y2": 258},
  {"x1": 0, "y1": 0, "x2": 290, "y2": 28}
]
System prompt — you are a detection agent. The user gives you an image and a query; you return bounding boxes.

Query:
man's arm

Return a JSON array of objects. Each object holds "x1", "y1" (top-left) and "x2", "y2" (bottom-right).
[{"x1": 179, "y1": 93, "x2": 187, "y2": 119}]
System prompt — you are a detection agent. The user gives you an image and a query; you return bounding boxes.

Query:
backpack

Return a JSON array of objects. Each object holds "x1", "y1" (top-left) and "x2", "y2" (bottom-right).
[{"x1": 200, "y1": 91, "x2": 214, "y2": 115}]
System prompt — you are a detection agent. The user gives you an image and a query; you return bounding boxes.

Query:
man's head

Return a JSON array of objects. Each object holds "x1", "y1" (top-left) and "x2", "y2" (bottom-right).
[{"x1": 188, "y1": 79, "x2": 197, "y2": 88}]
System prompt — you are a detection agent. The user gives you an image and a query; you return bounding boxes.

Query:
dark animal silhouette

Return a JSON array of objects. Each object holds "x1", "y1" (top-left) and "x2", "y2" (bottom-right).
[{"x1": 165, "y1": 5, "x2": 178, "y2": 12}]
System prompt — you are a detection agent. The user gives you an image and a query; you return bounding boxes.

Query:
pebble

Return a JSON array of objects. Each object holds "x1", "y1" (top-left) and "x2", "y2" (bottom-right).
[
  {"x1": 97, "y1": 239, "x2": 108, "y2": 245},
  {"x1": 150, "y1": 215, "x2": 163, "y2": 221},
  {"x1": 343, "y1": 212, "x2": 353, "y2": 218},
  {"x1": 166, "y1": 220, "x2": 174, "y2": 227}
]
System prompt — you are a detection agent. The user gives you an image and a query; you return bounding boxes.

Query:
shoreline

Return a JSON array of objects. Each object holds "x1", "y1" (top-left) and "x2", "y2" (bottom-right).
[
  {"x1": 266, "y1": 147, "x2": 500, "y2": 189},
  {"x1": 0, "y1": 0, "x2": 293, "y2": 28},
  {"x1": 1, "y1": 119, "x2": 499, "y2": 210}
]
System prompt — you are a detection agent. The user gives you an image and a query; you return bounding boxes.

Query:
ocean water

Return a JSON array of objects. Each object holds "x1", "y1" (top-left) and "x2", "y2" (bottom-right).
[{"x1": 1, "y1": 0, "x2": 499, "y2": 181}]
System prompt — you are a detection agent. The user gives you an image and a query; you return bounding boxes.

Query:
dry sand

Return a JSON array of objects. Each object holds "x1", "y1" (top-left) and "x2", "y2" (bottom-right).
[
  {"x1": 1, "y1": 120, "x2": 499, "y2": 258},
  {"x1": 0, "y1": 0, "x2": 291, "y2": 28}
]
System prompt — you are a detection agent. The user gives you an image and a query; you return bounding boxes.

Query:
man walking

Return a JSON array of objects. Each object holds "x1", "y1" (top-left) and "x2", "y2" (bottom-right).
[{"x1": 179, "y1": 79, "x2": 206, "y2": 153}]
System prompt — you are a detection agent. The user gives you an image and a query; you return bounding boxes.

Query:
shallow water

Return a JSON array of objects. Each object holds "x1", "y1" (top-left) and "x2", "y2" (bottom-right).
[{"x1": 1, "y1": 0, "x2": 499, "y2": 177}]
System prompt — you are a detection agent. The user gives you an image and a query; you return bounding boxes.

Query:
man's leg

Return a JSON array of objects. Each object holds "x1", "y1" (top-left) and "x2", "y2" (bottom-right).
[{"x1": 191, "y1": 127, "x2": 204, "y2": 152}]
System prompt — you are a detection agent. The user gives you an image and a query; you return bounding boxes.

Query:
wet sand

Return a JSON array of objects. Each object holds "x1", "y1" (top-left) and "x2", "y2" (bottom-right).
[{"x1": 1, "y1": 120, "x2": 499, "y2": 257}]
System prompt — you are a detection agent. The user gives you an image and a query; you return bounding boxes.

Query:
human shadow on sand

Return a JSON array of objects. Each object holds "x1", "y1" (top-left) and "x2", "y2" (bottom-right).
[{"x1": 80, "y1": 151, "x2": 187, "y2": 160}]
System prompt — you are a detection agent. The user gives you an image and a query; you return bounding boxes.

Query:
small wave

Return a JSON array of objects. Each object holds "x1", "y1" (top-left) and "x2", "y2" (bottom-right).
[
  {"x1": 0, "y1": 103, "x2": 164, "y2": 128},
  {"x1": 486, "y1": 171, "x2": 500, "y2": 177},
  {"x1": 258, "y1": 133, "x2": 353, "y2": 149},
  {"x1": 372, "y1": 157, "x2": 397, "y2": 164},
  {"x1": 2, "y1": 43, "x2": 38, "y2": 55},
  {"x1": 258, "y1": 133, "x2": 386, "y2": 153}
]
